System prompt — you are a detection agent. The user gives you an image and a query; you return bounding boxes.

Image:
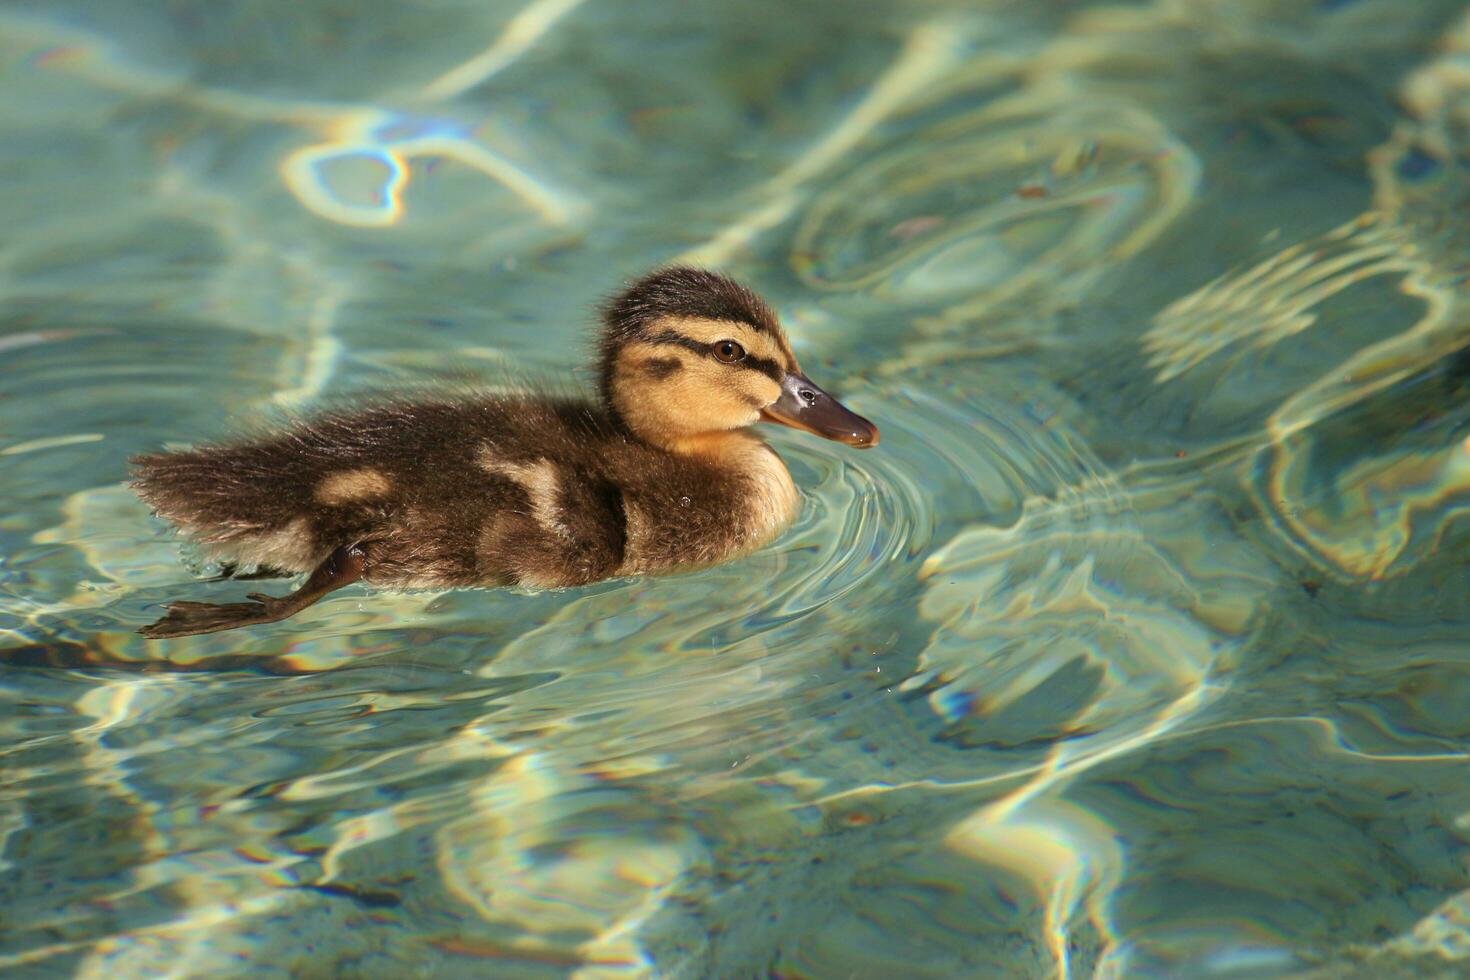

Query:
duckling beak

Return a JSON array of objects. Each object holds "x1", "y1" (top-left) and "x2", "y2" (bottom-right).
[{"x1": 761, "y1": 372, "x2": 880, "y2": 448}]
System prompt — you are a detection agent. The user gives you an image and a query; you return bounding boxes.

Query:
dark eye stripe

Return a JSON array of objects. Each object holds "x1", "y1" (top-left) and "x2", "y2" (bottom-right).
[
  {"x1": 645, "y1": 331, "x2": 784, "y2": 381},
  {"x1": 742, "y1": 352, "x2": 784, "y2": 382},
  {"x1": 645, "y1": 331, "x2": 711, "y2": 358}
]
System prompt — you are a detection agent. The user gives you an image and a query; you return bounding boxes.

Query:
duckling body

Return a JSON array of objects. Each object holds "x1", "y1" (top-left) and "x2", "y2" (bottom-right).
[
  {"x1": 134, "y1": 397, "x2": 796, "y2": 589},
  {"x1": 132, "y1": 268, "x2": 875, "y2": 638}
]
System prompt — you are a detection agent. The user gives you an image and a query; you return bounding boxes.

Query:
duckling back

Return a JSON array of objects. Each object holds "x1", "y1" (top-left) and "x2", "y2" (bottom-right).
[{"x1": 132, "y1": 397, "x2": 621, "y2": 587}]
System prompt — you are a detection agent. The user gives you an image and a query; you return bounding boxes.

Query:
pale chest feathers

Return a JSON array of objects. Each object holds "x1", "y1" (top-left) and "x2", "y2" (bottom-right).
[
  {"x1": 732, "y1": 441, "x2": 800, "y2": 546},
  {"x1": 618, "y1": 438, "x2": 799, "y2": 577}
]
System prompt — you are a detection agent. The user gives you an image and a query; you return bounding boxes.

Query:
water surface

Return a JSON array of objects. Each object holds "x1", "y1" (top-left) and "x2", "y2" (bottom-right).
[{"x1": 4, "y1": 0, "x2": 1470, "y2": 976}]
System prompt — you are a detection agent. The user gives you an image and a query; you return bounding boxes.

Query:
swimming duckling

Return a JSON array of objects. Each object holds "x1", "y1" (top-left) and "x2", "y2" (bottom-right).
[{"x1": 131, "y1": 267, "x2": 878, "y2": 638}]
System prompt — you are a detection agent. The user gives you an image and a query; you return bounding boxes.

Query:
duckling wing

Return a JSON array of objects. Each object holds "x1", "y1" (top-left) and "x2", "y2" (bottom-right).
[
  {"x1": 131, "y1": 396, "x2": 624, "y2": 586},
  {"x1": 130, "y1": 399, "x2": 519, "y2": 574},
  {"x1": 464, "y1": 460, "x2": 627, "y2": 589}
]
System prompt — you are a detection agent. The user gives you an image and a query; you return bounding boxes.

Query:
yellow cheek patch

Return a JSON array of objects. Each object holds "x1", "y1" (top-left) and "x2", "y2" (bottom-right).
[
  {"x1": 316, "y1": 468, "x2": 392, "y2": 505},
  {"x1": 648, "y1": 360, "x2": 747, "y2": 423},
  {"x1": 738, "y1": 373, "x2": 782, "y2": 408},
  {"x1": 612, "y1": 350, "x2": 761, "y2": 441},
  {"x1": 608, "y1": 320, "x2": 795, "y2": 447}
]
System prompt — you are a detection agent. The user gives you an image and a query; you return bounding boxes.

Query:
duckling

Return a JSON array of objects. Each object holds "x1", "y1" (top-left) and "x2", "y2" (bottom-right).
[{"x1": 131, "y1": 267, "x2": 878, "y2": 638}]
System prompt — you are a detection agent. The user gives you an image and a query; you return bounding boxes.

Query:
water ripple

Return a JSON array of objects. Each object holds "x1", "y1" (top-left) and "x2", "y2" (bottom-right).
[
  {"x1": 5, "y1": 0, "x2": 1470, "y2": 975},
  {"x1": 791, "y1": 94, "x2": 1199, "y2": 332}
]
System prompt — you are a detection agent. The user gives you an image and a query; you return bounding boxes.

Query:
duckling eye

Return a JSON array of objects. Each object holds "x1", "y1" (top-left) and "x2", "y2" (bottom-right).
[{"x1": 713, "y1": 340, "x2": 746, "y2": 364}]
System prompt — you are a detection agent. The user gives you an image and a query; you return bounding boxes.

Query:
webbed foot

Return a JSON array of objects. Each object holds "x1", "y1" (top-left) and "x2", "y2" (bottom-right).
[
  {"x1": 138, "y1": 597, "x2": 288, "y2": 639},
  {"x1": 139, "y1": 543, "x2": 368, "y2": 640}
]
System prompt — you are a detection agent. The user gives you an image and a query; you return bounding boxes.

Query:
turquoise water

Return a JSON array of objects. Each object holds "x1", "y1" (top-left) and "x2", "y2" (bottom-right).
[{"x1": 4, "y1": 0, "x2": 1470, "y2": 975}]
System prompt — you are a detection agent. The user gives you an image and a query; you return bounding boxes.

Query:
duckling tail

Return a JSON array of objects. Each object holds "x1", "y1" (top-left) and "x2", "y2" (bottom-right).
[{"x1": 130, "y1": 440, "x2": 331, "y2": 571}]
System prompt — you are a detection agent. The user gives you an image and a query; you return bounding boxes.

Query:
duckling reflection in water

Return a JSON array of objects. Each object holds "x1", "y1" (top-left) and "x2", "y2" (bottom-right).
[{"x1": 132, "y1": 268, "x2": 879, "y2": 638}]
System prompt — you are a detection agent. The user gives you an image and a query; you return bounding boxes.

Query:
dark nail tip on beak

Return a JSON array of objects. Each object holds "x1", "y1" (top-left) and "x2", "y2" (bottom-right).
[{"x1": 839, "y1": 421, "x2": 880, "y2": 448}]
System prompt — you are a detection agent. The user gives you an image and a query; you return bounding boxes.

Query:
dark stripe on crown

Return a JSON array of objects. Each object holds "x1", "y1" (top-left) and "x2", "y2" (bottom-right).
[{"x1": 603, "y1": 267, "x2": 781, "y2": 338}]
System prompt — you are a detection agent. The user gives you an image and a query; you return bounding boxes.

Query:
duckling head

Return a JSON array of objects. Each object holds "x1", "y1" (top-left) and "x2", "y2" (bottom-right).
[{"x1": 600, "y1": 267, "x2": 878, "y2": 453}]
